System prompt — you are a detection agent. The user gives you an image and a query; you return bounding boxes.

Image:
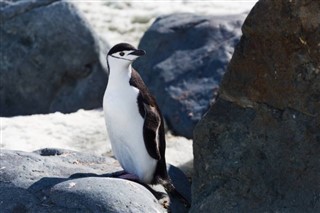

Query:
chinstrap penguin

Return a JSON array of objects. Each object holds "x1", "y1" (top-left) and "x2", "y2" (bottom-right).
[{"x1": 103, "y1": 43, "x2": 190, "y2": 208}]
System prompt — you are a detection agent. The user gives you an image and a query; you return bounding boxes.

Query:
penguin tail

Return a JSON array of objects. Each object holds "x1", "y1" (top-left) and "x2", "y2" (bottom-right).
[{"x1": 160, "y1": 178, "x2": 191, "y2": 208}]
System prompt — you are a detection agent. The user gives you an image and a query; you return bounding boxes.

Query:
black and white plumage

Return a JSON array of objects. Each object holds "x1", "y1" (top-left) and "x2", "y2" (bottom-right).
[{"x1": 103, "y1": 43, "x2": 189, "y2": 207}]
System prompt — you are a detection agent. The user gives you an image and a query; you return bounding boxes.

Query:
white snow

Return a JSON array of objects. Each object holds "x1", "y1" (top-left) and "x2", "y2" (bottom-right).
[
  {"x1": 1, "y1": 1, "x2": 257, "y2": 173},
  {"x1": 1, "y1": 109, "x2": 111, "y2": 156},
  {"x1": 0, "y1": 109, "x2": 192, "y2": 173},
  {"x1": 72, "y1": 0, "x2": 258, "y2": 46}
]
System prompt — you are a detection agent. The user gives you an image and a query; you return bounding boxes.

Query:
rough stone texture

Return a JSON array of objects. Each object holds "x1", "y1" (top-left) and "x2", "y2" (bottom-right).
[
  {"x1": 135, "y1": 13, "x2": 246, "y2": 138},
  {"x1": 0, "y1": 149, "x2": 191, "y2": 213},
  {"x1": 192, "y1": 0, "x2": 320, "y2": 212},
  {"x1": 0, "y1": 0, "x2": 109, "y2": 117}
]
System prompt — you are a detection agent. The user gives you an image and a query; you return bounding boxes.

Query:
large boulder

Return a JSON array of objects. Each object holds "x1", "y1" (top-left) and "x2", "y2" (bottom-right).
[
  {"x1": 192, "y1": 0, "x2": 320, "y2": 212},
  {"x1": 0, "y1": 149, "x2": 191, "y2": 212},
  {"x1": 0, "y1": 0, "x2": 109, "y2": 117},
  {"x1": 135, "y1": 13, "x2": 246, "y2": 138}
]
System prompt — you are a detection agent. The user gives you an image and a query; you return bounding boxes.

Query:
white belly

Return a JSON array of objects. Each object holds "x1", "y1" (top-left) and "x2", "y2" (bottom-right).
[{"x1": 103, "y1": 84, "x2": 157, "y2": 183}]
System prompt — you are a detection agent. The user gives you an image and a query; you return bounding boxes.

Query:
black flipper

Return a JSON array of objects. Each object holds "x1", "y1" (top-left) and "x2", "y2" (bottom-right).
[
  {"x1": 129, "y1": 68, "x2": 190, "y2": 208},
  {"x1": 129, "y1": 69, "x2": 162, "y2": 161},
  {"x1": 142, "y1": 101, "x2": 161, "y2": 160}
]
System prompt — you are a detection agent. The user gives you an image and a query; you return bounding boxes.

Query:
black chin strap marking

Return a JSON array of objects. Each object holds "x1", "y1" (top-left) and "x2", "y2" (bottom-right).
[{"x1": 110, "y1": 55, "x2": 133, "y2": 62}]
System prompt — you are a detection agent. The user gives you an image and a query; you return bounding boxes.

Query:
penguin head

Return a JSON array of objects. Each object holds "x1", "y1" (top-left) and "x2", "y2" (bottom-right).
[{"x1": 107, "y1": 43, "x2": 146, "y2": 68}]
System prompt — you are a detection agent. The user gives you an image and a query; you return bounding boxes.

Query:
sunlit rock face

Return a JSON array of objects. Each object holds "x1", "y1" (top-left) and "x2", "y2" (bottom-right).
[{"x1": 136, "y1": 13, "x2": 247, "y2": 138}]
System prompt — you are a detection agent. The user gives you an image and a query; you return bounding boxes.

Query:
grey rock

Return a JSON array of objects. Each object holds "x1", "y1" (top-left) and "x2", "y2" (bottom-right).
[
  {"x1": 135, "y1": 13, "x2": 246, "y2": 138},
  {"x1": 41, "y1": 178, "x2": 162, "y2": 213},
  {"x1": 192, "y1": 0, "x2": 320, "y2": 212},
  {"x1": 0, "y1": 149, "x2": 191, "y2": 212},
  {"x1": 0, "y1": 0, "x2": 109, "y2": 116}
]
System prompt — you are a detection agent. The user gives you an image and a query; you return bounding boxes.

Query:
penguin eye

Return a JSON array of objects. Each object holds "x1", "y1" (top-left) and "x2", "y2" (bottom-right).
[{"x1": 119, "y1": 52, "x2": 125, "y2": 56}]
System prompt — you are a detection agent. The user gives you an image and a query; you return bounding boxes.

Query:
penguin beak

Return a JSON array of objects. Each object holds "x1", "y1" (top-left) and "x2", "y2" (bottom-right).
[{"x1": 129, "y1": 49, "x2": 146, "y2": 56}]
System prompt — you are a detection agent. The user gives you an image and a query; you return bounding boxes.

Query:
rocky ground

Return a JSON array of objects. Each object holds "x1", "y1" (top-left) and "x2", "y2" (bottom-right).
[{"x1": 0, "y1": 148, "x2": 191, "y2": 212}]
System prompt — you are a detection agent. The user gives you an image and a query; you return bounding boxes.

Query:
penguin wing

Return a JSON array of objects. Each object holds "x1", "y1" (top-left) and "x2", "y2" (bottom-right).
[
  {"x1": 141, "y1": 100, "x2": 161, "y2": 160},
  {"x1": 130, "y1": 69, "x2": 162, "y2": 160}
]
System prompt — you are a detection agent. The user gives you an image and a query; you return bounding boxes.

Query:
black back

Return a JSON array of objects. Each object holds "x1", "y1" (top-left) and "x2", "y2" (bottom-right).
[{"x1": 129, "y1": 69, "x2": 169, "y2": 184}]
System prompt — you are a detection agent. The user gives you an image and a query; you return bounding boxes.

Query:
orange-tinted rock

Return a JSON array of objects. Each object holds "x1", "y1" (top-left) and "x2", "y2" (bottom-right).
[
  {"x1": 220, "y1": 0, "x2": 320, "y2": 114},
  {"x1": 192, "y1": 0, "x2": 320, "y2": 212}
]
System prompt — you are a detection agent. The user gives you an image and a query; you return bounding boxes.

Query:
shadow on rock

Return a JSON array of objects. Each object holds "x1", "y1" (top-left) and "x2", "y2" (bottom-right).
[{"x1": 0, "y1": 149, "x2": 191, "y2": 212}]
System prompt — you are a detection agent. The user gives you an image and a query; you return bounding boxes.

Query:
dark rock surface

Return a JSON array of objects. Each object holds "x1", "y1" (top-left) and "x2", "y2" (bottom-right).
[
  {"x1": 192, "y1": 0, "x2": 320, "y2": 212},
  {"x1": 135, "y1": 13, "x2": 247, "y2": 138},
  {"x1": 0, "y1": 0, "x2": 109, "y2": 117},
  {"x1": 0, "y1": 149, "x2": 191, "y2": 212}
]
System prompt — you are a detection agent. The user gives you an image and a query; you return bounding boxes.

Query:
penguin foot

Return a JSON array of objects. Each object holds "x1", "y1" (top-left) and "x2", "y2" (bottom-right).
[
  {"x1": 118, "y1": 173, "x2": 140, "y2": 181},
  {"x1": 162, "y1": 181, "x2": 191, "y2": 208},
  {"x1": 110, "y1": 170, "x2": 127, "y2": 177},
  {"x1": 111, "y1": 170, "x2": 140, "y2": 182}
]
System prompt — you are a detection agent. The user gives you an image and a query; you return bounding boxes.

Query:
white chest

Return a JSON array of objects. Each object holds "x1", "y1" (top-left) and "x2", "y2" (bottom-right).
[
  {"x1": 104, "y1": 83, "x2": 140, "y2": 123},
  {"x1": 103, "y1": 78, "x2": 142, "y2": 150}
]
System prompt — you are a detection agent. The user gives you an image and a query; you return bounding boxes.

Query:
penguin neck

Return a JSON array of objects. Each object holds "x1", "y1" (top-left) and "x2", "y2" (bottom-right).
[{"x1": 107, "y1": 57, "x2": 132, "y2": 89}]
